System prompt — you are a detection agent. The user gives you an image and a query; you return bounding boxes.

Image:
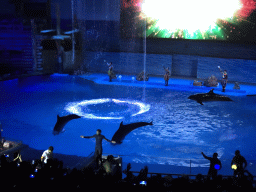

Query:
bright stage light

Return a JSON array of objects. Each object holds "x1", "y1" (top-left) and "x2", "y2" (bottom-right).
[
  {"x1": 139, "y1": 0, "x2": 255, "y2": 39},
  {"x1": 65, "y1": 98, "x2": 150, "y2": 120},
  {"x1": 142, "y1": 0, "x2": 241, "y2": 32}
]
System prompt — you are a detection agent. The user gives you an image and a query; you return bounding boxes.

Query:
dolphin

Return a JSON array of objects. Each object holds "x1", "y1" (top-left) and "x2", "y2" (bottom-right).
[
  {"x1": 53, "y1": 114, "x2": 81, "y2": 135},
  {"x1": 111, "y1": 121, "x2": 153, "y2": 144},
  {"x1": 188, "y1": 89, "x2": 232, "y2": 105}
]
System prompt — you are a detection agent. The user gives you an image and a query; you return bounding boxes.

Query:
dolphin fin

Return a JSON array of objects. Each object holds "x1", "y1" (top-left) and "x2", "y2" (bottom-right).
[
  {"x1": 197, "y1": 101, "x2": 204, "y2": 105},
  {"x1": 208, "y1": 89, "x2": 214, "y2": 94}
]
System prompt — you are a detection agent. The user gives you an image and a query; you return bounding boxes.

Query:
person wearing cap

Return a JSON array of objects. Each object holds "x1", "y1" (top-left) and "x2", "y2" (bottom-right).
[{"x1": 201, "y1": 152, "x2": 222, "y2": 180}]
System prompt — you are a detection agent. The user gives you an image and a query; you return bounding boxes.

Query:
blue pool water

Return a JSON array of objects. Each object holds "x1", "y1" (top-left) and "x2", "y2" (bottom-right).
[{"x1": 1, "y1": 74, "x2": 256, "y2": 173}]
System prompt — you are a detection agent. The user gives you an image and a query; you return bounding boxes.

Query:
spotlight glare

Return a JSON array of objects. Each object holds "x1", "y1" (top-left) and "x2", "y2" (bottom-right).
[{"x1": 139, "y1": 0, "x2": 255, "y2": 39}]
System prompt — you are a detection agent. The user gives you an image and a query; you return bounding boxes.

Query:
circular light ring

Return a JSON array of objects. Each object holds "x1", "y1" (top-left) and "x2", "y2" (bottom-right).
[{"x1": 65, "y1": 98, "x2": 150, "y2": 120}]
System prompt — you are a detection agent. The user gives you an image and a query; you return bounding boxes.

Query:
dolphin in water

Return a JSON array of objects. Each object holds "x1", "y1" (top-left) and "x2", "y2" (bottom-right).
[
  {"x1": 188, "y1": 89, "x2": 232, "y2": 105},
  {"x1": 53, "y1": 114, "x2": 81, "y2": 135},
  {"x1": 111, "y1": 121, "x2": 153, "y2": 144}
]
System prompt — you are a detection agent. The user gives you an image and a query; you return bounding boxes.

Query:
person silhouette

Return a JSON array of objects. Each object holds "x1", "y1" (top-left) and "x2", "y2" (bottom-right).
[
  {"x1": 231, "y1": 150, "x2": 247, "y2": 178},
  {"x1": 163, "y1": 66, "x2": 170, "y2": 86},
  {"x1": 80, "y1": 129, "x2": 116, "y2": 168},
  {"x1": 218, "y1": 66, "x2": 228, "y2": 92},
  {"x1": 201, "y1": 152, "x2": 222, "y2": 180}
]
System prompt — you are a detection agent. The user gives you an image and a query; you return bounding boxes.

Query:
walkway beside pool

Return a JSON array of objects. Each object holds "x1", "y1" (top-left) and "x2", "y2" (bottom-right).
[{"x1": 75, "y1": 73, "x2": 256, "y2": 96}]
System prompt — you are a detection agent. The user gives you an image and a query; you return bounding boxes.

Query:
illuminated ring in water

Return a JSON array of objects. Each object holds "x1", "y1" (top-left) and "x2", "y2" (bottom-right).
[{"x1": 65, "y1": 98, "x2": 150, "y2": 120}]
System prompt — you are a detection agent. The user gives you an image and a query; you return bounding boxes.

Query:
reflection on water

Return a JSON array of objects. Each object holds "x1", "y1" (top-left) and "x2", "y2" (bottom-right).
[
  {"x1": 1, "y1": 76, "x2": 256, "y2": 168},
  {"x1": 121, "y1": 89, "x2": 256, "y2": 166}
]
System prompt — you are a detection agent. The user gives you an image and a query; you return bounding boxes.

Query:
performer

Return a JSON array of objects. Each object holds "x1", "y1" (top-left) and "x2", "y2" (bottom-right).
[
  {"x1": 105, "y1": 61, "x2": 115, "y2": 82},
  {"x1": 80, "y1": 129, "x2": 116, "y2": 168},
  {"x1": 163, "y1": 67, "x2": 170, "y2": 86},
  {"x1": 218, "y1": 66, "x2": 228, "y2": 92}
]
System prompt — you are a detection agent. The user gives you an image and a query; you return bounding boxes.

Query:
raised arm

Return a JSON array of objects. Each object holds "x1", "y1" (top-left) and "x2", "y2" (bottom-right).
[
  {"x1": 218, "y1": 66, "x2": 223, "y2": 73},
  {"x1": 201, "y1": 152, "x2": 210, "y2": 160},
  {"x1": 103, "y1": 136, "x2": 116, "y2": 144}
]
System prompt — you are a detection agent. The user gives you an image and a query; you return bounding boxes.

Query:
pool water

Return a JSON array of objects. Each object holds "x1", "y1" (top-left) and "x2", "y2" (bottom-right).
[{"x1": 1, "y1": 75, "x2": 256, "y2": 170}]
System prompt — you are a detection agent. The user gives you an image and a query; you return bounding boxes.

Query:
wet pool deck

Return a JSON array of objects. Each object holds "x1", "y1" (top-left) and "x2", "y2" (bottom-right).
[{"x1": 75, "y1": 73, "x2": 256, "y2": 96}]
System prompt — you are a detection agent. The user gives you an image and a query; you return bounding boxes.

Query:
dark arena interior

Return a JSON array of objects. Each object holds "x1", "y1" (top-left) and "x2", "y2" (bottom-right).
[{"x1": 1, "y1": 0, "x2": 256, "y2": 191}]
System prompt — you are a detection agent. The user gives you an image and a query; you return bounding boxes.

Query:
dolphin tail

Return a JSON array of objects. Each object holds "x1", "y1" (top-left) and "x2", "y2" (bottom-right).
[{"x1": 53, "y1": 130, "x2": 59, "y2": 135}]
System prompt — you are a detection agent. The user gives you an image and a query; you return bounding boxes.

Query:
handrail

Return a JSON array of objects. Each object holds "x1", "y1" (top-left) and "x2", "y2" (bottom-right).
[
  {"x1": 129, "y1": 171, "x2": 256, "y2": 180},
  {"x1": 71, "y1": 152, "x2": 94, "y2": 170},
  {"x1": 103, "y1": 153, "x2": 256, "y2": 177},
  {"x1": 103, "y1": 153, "x2": 256, "y2": 162}
]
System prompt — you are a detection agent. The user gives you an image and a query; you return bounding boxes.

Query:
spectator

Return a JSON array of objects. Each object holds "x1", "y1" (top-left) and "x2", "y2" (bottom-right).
[
  {"x1": 201, "y1": 152, "x2": 222, "y2": 180},
  {"x1": 231, "y1": 150, "x2": 247, "y2": 178},
  {"x1": 13, "y1": 151, "x2": 22, "y2": 163},
  {"x1": 103, "y1": 155, "x2": 118, "y2": 176},
  {"x1": 41, "y1": 146, "x2": 54, "y2": 164},
  {"x1": 123, "y1": 163, "x2": 135, "y2": 183}
]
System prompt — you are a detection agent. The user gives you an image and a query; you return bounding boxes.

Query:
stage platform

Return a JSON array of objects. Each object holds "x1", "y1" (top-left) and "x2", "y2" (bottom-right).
[{"x1": 78, "y1": 73, "x2": 256, "y2": 96}]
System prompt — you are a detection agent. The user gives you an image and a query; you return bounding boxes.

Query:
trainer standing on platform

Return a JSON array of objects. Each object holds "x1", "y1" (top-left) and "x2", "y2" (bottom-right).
[
  {"x1": 80, "y1": 129, "x2": 116, "y2": 168},
  {"x1": 218, "y1": 66, "x2": 228, "y2": 92},
  {"x1": 163, "y1": 66, "x2": 170, "y2": 86},
  {"x1": 105, "y1": 60, "x2": 114, "y2": 82}
]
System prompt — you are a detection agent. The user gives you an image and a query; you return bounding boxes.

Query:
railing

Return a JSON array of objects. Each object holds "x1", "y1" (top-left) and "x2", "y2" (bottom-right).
[
  {"x1": 71, "y1": 152, "x2": 94, "y2": 170},
  {"x1": 103, "y1": 153, "x2": 256, "y2": 179},
  {"x1": 128, "y1": 171, "x2": 256, "y2": 182}
]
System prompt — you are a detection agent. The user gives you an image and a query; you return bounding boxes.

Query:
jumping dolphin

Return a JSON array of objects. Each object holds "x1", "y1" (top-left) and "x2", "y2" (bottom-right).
[
  {"x1": 111, "y1": 121, "x2": 153, "y2": 144},
  {"x1": 188, "y1": 89, "x2": 232, "y2": 105},
  {"x1": 53, "y1": 114, "x2": 81, "y2": 135}
]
